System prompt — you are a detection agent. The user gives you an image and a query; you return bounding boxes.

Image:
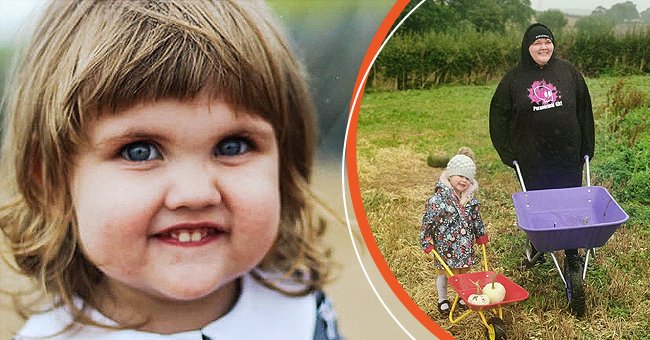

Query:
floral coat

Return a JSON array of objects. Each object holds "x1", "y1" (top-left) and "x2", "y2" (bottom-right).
[{"x1": 420, "y1": 173, "x2": 487, "y2": 269}]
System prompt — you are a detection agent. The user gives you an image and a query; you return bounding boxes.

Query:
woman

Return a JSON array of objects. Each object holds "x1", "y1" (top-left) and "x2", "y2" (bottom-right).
[{"x1": 489, "y1": 23, "x2": 595, "y2": 270}]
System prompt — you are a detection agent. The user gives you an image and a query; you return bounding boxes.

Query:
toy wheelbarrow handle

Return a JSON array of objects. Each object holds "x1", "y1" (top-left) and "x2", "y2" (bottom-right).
[
  {"x1": 512, "y1": 155, "x2": 590, "y2": 192},
  {"x1": 430, "y1": 244, "x2": 489, "y2": 277}
]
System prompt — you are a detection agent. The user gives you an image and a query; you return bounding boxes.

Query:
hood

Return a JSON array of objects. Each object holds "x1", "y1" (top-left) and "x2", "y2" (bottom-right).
[{"x1": 520, "y1": 23, "x2": 555, "y2": 68}]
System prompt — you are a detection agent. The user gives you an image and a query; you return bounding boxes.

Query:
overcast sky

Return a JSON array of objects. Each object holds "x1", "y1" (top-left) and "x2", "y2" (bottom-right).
[{"x1": 1, "y1": 0, "x2": 649, "y2": 44}]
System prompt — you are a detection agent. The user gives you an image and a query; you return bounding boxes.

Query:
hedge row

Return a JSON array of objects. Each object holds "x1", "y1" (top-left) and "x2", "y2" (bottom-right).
[
  {"x1": 566, "y1": 31, "x2": 650, "y2": 77},
  {"x1": 371, "y1": 29, "x2": 650, "y2": 90}
]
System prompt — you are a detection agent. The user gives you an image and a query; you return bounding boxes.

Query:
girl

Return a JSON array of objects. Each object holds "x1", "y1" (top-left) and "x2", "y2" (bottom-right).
[
  {"x1": 419, "y1": 149, "x2": 488, "y2": 317},
  {"x1": 0, "y1": 1, "x2": 340, "y2": 339}
]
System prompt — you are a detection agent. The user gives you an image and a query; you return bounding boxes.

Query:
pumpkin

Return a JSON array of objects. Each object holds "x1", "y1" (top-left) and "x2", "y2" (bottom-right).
[
  {"x1": 468, "y1": 280, "x2": 490, "y2": 306},
  {"x1": 426, "y1": 151, "x2": 449, "y2": 168},
  {"x1": 483, "y1": 274, "x2": 506, "y2": 303}
]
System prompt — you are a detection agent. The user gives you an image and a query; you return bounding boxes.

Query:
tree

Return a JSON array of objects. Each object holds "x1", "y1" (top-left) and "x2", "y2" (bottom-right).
[
  {"x1": 393, "y1": 0, "x2": 458, "y2": 34},
  {"x1": 641, "y1": 8, "x2": 650, "y2": 23},
  {"x1": 463, "y1": 0, "x2": 505, "y2": 32},
  {"x1": 592, "y1": 6, "x2": 608, "y2": 16},
  {"x1": 393, "y1": 0, "x2": 533, "y2": 34},
  {"x1": 536, "y1": 9, "x2": 568, "y2": 33},
  {"x1": 449, "y1": 0, "x2": 533, "y2": 32},
  {"x1": 500, "y1": 0, "x2": 535, "y2": 30},
  {"x1": 606, "y1": 1, "x2": 639, "y2": 23},
  {"x1": 575, "y1": 15, "x2": 615, "y2": 36}
]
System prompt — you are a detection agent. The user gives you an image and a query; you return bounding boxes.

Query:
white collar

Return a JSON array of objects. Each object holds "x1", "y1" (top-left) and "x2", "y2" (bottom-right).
[{"x1": 16, "y1": 273, "x2": 316, "y2": 340}]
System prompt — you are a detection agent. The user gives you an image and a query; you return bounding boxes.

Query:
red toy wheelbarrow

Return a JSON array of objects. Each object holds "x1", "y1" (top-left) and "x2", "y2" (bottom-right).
[{"x1": 430, "y1": 244, "x2": 529, "y2": 340}]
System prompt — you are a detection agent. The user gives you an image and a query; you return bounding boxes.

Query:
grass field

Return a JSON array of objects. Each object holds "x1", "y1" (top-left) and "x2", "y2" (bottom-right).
[{"x1": 355, "y1": 75, "x2": 650, "y2": 339}]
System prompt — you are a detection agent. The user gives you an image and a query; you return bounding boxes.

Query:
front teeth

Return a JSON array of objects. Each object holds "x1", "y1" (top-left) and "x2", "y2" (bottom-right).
[
  {"x1": 191, "y1": 231, "x2": 203, "y2": 242},
  {"x1": 171, "y1": 229, "x2": 207, "y2": 243}
]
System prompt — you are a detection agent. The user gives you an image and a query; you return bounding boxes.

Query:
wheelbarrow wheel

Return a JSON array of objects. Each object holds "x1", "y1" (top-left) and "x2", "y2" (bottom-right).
[
  {"x1": 484, "y1": 317, "x2": 507, "y2": 340},
  {"x1": 564, "y1": 257, "x2": 585, "y2": 317}
]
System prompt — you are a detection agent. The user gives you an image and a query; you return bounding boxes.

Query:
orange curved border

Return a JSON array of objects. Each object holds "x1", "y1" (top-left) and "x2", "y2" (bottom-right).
[{"x1": 345, "y1": 1, "x2": 455, "y2": 339}]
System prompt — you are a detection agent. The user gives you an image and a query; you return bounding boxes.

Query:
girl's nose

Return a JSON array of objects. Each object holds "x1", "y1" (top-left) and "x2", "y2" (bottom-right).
[{"x1": 164, "y1": 162, "x2": 222, "y2": 210}]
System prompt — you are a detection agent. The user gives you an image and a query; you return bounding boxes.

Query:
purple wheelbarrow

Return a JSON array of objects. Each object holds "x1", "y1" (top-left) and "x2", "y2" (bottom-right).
[{"x1": 511, "y1": 156, "x2": 629, "y2": 317}]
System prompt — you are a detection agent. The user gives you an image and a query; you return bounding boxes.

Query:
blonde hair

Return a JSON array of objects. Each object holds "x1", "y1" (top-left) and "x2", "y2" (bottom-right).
[{"x1": 0, "y1": 0, "x2": 331, "y2": 327}]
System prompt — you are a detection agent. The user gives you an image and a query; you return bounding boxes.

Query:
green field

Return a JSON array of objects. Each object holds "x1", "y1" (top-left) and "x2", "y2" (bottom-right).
[{"x1": 355, "y1": 75, "x2": 650, "y2": 339}]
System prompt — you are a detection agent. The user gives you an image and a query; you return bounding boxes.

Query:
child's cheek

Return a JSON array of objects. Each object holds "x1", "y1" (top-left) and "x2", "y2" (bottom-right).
[
  {"x1": 234, "y1": 181, "x2": 281, "y2": 243},
  {"x1": 73, "y1": 173, "x2": 160, "y2": 272}
]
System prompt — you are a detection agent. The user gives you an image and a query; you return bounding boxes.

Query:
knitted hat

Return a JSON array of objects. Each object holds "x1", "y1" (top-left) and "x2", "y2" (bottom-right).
[
  {"x1": 524, "y1": 24, "x2": 554, "y2": 46},
  {"x1": 446, "y1": 154, "x2": 476, "y2": 183}
]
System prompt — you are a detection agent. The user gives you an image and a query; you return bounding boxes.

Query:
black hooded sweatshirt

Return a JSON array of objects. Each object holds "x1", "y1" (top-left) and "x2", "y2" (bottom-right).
[{"x1": 489, "y1": 23, "x2": 594, "y2": 188}]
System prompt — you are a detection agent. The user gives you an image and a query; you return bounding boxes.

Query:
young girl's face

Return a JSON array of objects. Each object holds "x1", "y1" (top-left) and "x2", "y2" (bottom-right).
[
  {"x1": 449, "y1": 175, "x2": 471, "y2": 194},
  {"x1": 71, "y1": 95, "x2": 280, "y2": 303}
]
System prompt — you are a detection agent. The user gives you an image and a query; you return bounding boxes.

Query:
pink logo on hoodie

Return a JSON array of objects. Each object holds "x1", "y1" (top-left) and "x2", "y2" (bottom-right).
[{"x1": 528, "y1": 80, "x2": 558, "y2": 105}]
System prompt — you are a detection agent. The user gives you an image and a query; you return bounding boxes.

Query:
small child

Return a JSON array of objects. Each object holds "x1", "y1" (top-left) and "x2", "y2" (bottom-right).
[
  {"x1": 0, "y1": 1, "x2": 340, "y2": 339},
  {"x1": 419, "y1": 148, "x2": 488, "y2": 317}
]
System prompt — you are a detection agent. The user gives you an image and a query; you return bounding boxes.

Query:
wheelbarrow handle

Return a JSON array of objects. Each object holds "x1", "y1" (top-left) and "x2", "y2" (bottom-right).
[
  {"x1": 429, "y1": 244, "x2": 489, "y2": 277},
  {"x1": 584, "y1": 155, "x2": 591, "y2": 187},
  {"x1": 512, "y1": 160, "x2": 526, "y2": 192},
  {"x1": 513, "y1": 155, "x2": 591, "y2": 192}
]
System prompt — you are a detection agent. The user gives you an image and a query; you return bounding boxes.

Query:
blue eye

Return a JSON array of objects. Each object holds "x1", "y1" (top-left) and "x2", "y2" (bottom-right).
[
  {"x1": 215, "y1": 138, "x2": 250, "y2": 156},
  {"x1": 120, "y1": 142, "x2": 161, "y2": 161}
]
